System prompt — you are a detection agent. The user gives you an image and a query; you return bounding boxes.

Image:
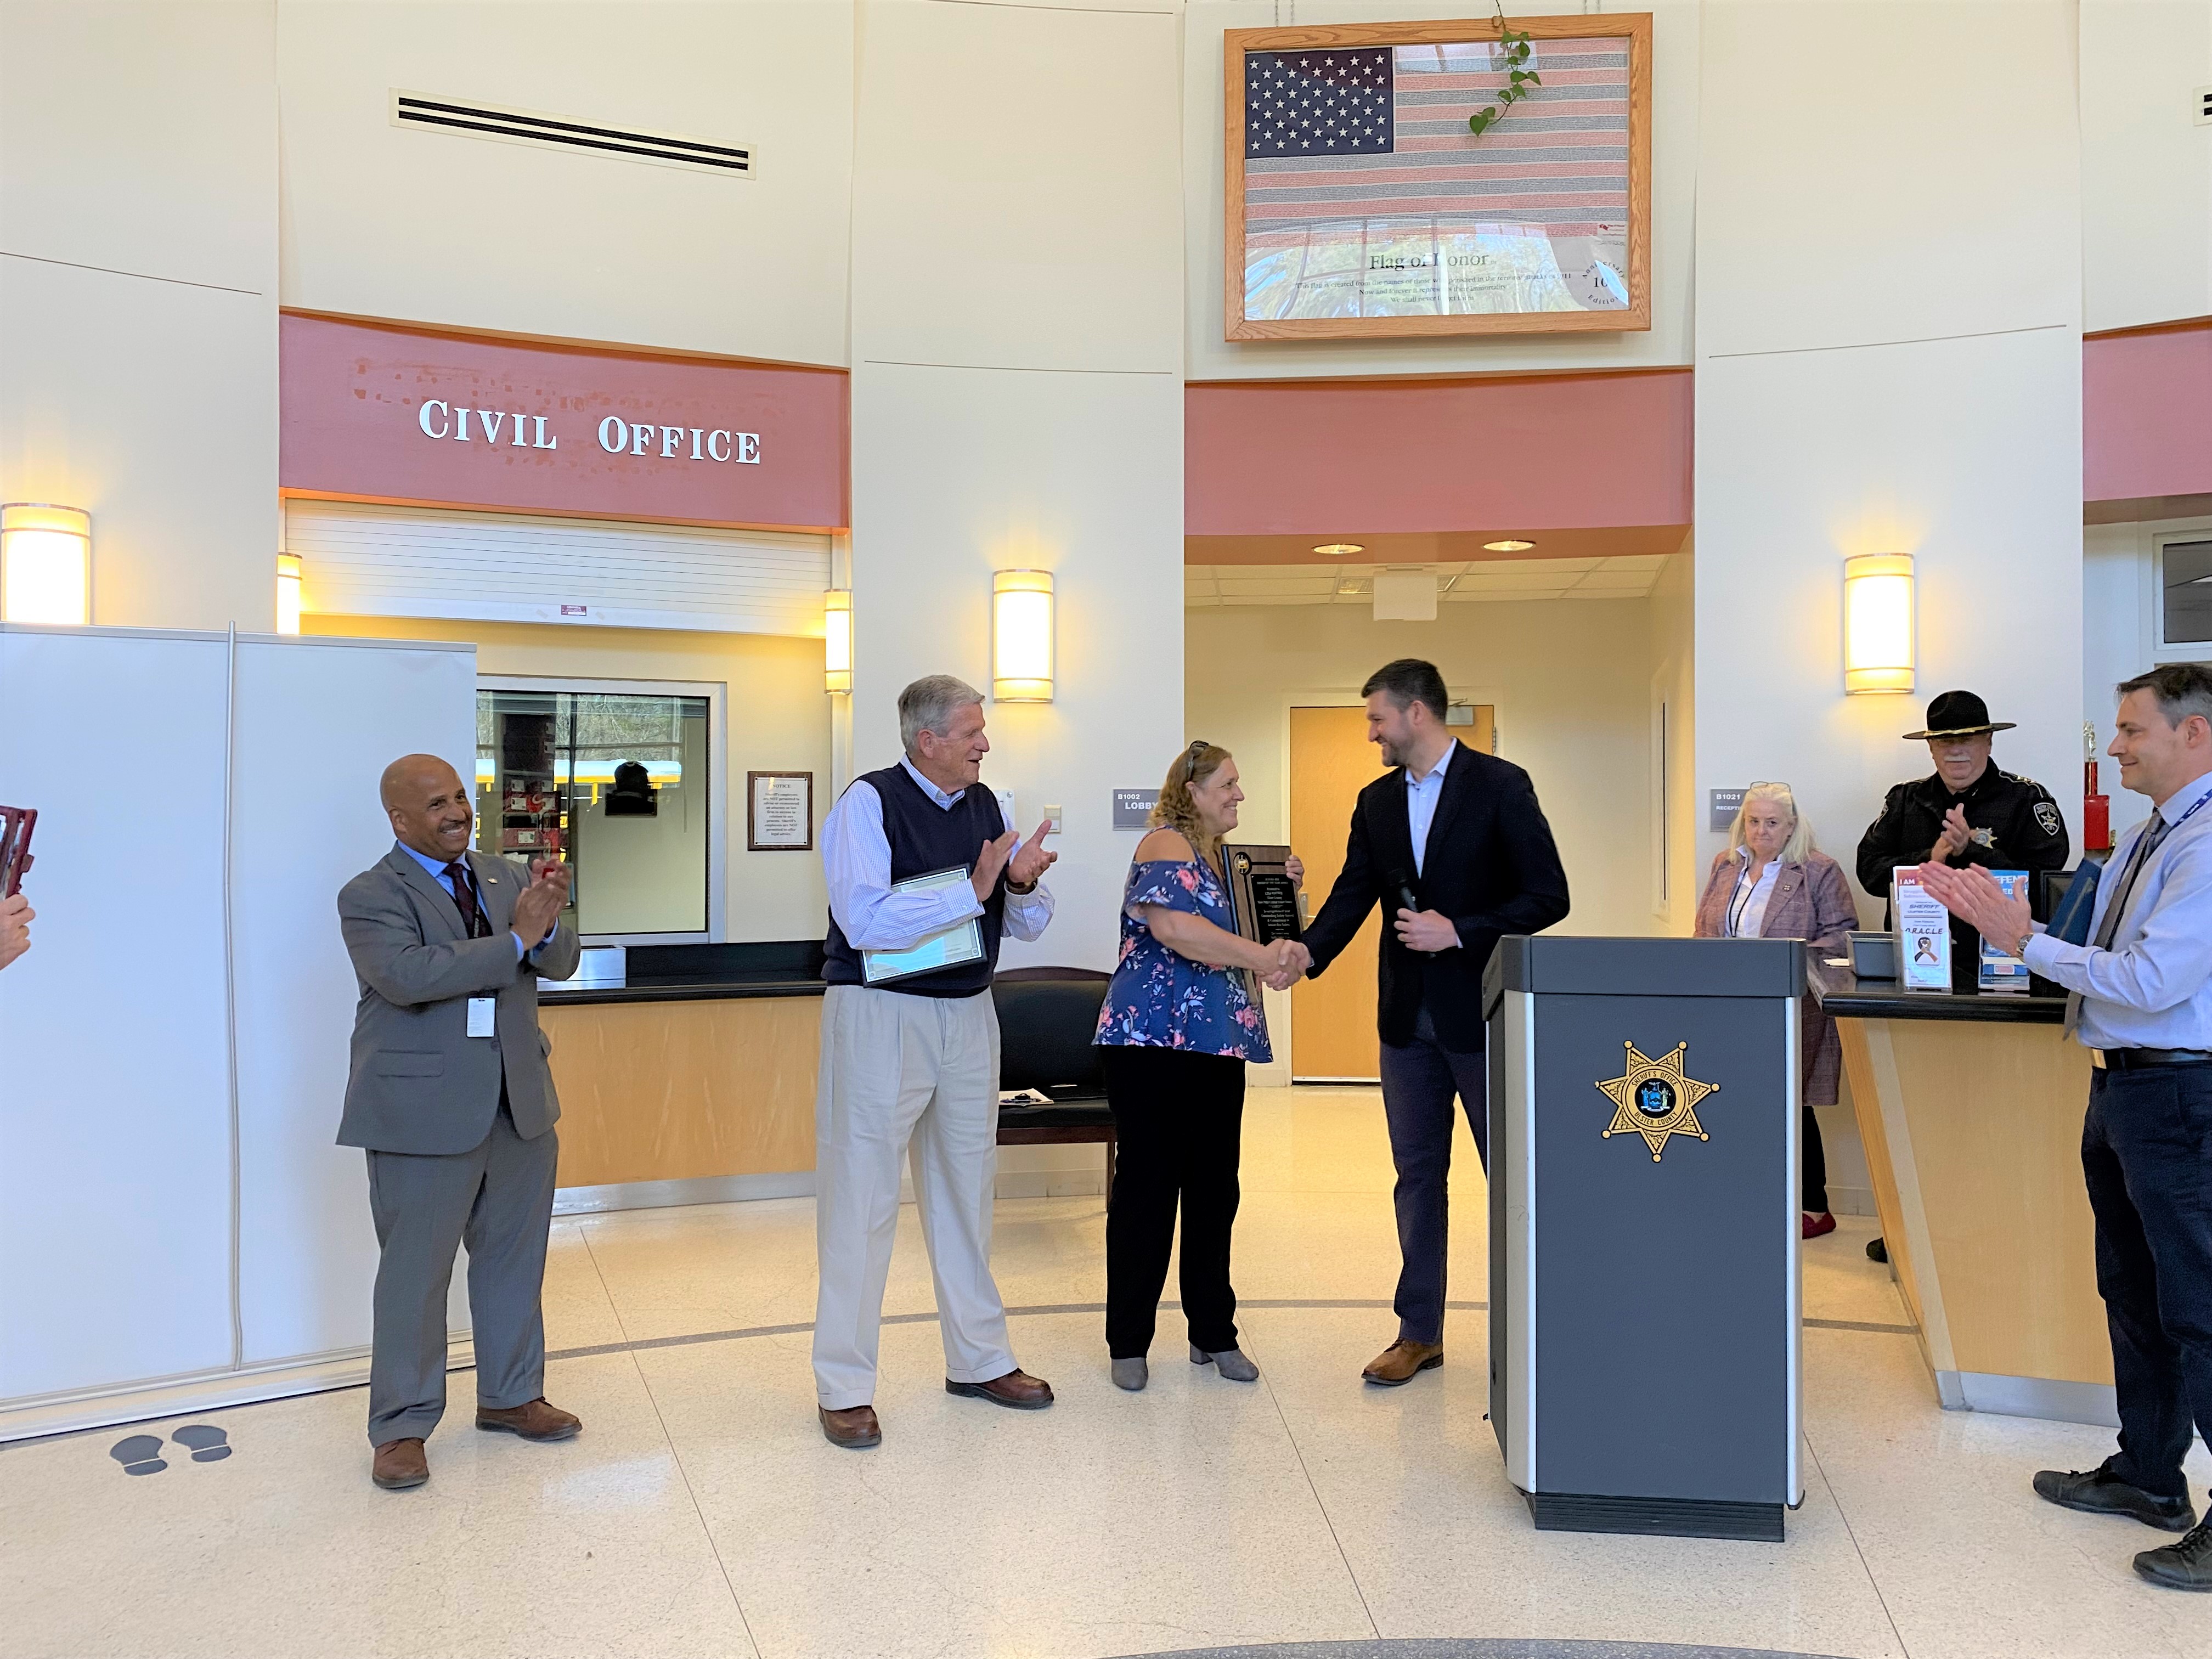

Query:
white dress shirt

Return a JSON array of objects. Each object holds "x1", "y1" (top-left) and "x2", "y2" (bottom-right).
[
  {"x1": 2023, "y1": 769, "x2": 2212, "y2": 1051},
  {"x1": 1723, "y1": 851, "x2": 1782, "y2": 939},
  {"x1": 820, "y1": 758, "x2": 1054, "y2": 953},
  {"x1": 1405, "y1": 738, "x2": 1459, "y2": 879}
]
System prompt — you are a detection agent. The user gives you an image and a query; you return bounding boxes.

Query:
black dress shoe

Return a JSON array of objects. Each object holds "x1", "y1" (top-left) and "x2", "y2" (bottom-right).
[
  {"x1": 2136, "y1": 1521, "x2": 2212, "y2": 1591},
  {"x1": 2034, "y1": 1465, "x2": 2197, "y2": 1531},
  {"x1": 1866, "y1": 1236, "x2": 1888, "y2": 1263}
]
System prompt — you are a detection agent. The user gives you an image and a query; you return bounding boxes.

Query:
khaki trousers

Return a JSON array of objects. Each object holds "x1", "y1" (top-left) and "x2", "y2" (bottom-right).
[{"x1": 812, "y1": 984, "x2": 1014, "y2": 1409}]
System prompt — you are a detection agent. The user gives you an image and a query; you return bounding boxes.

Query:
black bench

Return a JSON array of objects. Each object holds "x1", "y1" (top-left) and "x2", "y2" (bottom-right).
[{"x1": 991, "y1": 966, "x2": 1115, "y2": 1192}]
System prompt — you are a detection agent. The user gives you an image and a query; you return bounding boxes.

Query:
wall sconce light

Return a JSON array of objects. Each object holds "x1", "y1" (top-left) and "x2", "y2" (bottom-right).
[
  {"x1": 992, "y1": 569, "x2": 1054, "y2": 702},
  {"x1": 822, "y1": 589, "x2": 852, "y2": 693},
  {"x1": 276, "y1": 552, "x2": 304, "y2": 636},
  {"x1": 1843, "y1": 552, "x2": 1915, "y2": 695},
  {"x1": 1, "y1": 503, "x2": 92, "y2": 625}
]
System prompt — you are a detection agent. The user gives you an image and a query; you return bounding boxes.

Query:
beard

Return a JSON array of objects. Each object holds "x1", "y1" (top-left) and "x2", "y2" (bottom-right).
[{"x1": 1377, "y1": 736, "x2": 1408, "y2": 768}]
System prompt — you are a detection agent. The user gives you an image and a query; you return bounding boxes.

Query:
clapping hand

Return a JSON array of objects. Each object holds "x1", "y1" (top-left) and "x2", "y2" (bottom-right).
[
  {"x1": 1912, "y1": 861, "x2": 2033, "y2": 958},
  {"x1": 1007, "y1": 821, "x2": 1057, "y2": 890},
  {"x1": 1933, "y1": 804, "x2": 1973, "y2": 861},
  {"x1": 1260, "y1": 938, "x2": 1311, "y2": 991},
  {"x1": 512, "y1": 857, "x2": 569, "y2": 948}
]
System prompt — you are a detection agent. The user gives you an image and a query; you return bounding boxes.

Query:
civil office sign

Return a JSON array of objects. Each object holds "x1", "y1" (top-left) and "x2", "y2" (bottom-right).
[{"x1": 280, "y1": 314, "x2": 848, "y2": 530}]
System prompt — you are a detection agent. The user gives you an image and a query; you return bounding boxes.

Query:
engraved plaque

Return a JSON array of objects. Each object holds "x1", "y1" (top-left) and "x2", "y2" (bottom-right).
[{"x1": 1223, "y1": 842, "x2": 1301, "y2": 1003}]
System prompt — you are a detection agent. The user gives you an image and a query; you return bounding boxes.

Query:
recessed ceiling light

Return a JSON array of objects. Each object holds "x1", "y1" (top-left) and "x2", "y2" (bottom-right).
[
  {"x1": 1483, "y1": 538, "x2": 1536, "y2": 553},
  {"x1": 1313, "y1": 542, "x2": 1363, "y2": 557}
]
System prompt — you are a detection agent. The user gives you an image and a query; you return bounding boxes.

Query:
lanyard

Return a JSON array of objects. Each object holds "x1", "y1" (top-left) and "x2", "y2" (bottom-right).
[
  {"x1": 1726, "y1": 859, "x2": 1768, "y2": 938},
  {"x1": 2098, "y1": 784, "x2": 2212, "y2": 948}
]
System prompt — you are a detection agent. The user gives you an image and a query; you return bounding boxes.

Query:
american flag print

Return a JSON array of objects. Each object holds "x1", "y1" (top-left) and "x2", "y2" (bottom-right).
[{"x1": 1241, "y1": 39, "x2": 1632, "y2": 321}]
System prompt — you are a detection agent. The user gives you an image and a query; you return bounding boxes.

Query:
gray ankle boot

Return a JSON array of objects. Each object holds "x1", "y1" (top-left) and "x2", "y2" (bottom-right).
[
  {"x1": 1111, "y1": 1357, "x2": 1148, "y2": 1391},
  {"x1": 1190, "y1": 1343, "x2": 1259, "y2": 1382}
]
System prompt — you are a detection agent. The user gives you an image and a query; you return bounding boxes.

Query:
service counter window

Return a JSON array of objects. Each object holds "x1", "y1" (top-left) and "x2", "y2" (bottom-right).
[{"x1": 475, "y1": 681, "x2": 719, "y2": 940}]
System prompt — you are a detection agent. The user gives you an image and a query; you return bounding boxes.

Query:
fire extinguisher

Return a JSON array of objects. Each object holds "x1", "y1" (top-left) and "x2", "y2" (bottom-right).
[{"x1": 2084, "y1": 722, "x2": 2112, "y2": 854}]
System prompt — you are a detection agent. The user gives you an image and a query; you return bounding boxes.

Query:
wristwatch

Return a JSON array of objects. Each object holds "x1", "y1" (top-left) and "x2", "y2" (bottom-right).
[{"x1": 1006, "y1": 877, "x2": 1037, "y2": 895}]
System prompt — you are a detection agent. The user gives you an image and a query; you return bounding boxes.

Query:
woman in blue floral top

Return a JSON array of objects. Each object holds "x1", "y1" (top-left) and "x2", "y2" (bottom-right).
[{"x1": 1094, "y1": 740, "x2": 1308, "y2": 1392}]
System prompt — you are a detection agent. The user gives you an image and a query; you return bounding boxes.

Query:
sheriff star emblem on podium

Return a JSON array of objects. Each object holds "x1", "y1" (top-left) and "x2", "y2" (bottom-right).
[{"x1": 1598, "y1": 1040, "x2": 1718, "y2": 1162}]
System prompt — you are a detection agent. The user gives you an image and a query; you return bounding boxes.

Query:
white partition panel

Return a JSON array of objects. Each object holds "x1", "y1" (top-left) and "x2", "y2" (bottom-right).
[
  {"x1": 230, "y1": 636, "x2": 476, "y2": 1365},
  {"x1": 0, "y1": 627, "x2": 235, "y2": 1400}
]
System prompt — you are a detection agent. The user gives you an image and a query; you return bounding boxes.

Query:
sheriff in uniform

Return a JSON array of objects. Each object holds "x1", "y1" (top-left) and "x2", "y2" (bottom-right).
[{"x1": 1857, "y1": 689, "x2": 2070, "y2": 939}]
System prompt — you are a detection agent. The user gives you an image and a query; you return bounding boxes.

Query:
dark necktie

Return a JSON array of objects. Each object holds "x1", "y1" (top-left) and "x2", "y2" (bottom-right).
[
  {"x1": 443, "y1": 861, "x2": 491, "y2": 939},
  {"x1": 2094, "y1": 815, "x2": 2172, "y2": 951},
  {"x1": 2067, "y1": 813, "x2": 2172, "y2": 1036}
]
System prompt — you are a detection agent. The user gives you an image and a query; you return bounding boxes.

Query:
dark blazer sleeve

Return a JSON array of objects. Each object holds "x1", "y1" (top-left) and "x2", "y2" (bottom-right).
[
  {"x1": 1301, "y1": 793, "x2": 1380, "y2": 977},
  {"x1": 1452, "y1": 766, "x2": 1569, "y2": 946},
  {"x1": 1856, "y1": 785, "x2": 1917, "y2": 896}
]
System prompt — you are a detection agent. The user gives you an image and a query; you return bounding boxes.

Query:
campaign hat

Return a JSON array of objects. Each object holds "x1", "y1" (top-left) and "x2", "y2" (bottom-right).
[{"x1": 1901, "y1": 689, "x2": 2015, "y2": 740}]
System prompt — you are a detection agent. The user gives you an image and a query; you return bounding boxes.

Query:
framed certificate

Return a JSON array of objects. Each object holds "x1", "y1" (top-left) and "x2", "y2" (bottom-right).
[
  {"x1": 748, "y1": 771, "x2": 814, "y2": 851},
  {"x1": 862, "y1": 866, "x2": 985, "y2": 985}
]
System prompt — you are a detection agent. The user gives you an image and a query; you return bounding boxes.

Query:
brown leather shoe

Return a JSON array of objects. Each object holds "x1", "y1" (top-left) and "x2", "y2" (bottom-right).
[
  {"x1": 475, "y1": 1398, "x2": 581, "y2": 1441},
  {"x1": 819, "y1": 1404, "x2": 882, "y2": 1449},
  {"x1": 945, "y1": 1368, "x2": 1054, "y2": 1410},
  {"x1": 1363, "y1": 1339, "x2": 1444, "y2": 1386},
  {"x1": 371, "y1": 1436, "x2": 428, "y2": 1489}
]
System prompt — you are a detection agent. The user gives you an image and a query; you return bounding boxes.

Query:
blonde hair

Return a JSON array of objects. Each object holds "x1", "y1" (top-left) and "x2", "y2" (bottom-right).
[
  {"x1": 1728, "y1": 781, "x2": 1815, "y2": 865},
  {"x1": 1150, "y1": 740, "x2": 1235, "y2": 862}
]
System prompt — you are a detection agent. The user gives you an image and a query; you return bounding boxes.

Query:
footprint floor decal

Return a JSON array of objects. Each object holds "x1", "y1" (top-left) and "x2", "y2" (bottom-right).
[
  {"x1": 109, "y1": 1435, "x2": 167, "y2": 1476},
  {"x1": 172, "y1": 1425, "x2": 231, "y2": 1463}
]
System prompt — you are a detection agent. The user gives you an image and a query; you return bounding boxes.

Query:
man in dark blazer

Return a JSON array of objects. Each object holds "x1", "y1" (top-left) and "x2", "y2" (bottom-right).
[
  {"x1": 1302, "y1": 659, "x2": 1570, "y2": 1387},
  {"x1": 338, "y1": 753, "x2": 582, "y2": 1491}
]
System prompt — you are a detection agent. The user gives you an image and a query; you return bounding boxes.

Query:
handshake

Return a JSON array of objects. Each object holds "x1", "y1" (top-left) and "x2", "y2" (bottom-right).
[{"x1": 1255, "y1": 937, "x2": 1312, "y2": 992}]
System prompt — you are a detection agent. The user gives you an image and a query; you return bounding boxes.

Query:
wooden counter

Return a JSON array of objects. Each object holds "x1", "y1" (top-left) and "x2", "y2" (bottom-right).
[
  {"x1": 539, "y1": 991, "x2": 822, "y2": 1192},
  {"x1": 1816, "y1": 963, "x2": 2113, "y2": 1425}
]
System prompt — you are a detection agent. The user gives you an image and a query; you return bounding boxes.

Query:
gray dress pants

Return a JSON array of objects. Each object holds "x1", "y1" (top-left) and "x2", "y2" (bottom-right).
[{"x1": 364, "y1": 1096, "x2": 559, "y2": 1446}]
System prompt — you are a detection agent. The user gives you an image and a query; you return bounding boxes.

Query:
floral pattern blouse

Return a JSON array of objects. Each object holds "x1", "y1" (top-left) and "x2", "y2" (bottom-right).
[{"x1": 1093, "y1": 858, "x2": 1272, "y2": 1063}]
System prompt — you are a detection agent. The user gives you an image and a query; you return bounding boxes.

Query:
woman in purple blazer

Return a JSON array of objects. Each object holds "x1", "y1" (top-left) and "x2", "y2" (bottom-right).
[{"x1": 1694, "y1": 782, "x2": 1859, "y2": 1238}]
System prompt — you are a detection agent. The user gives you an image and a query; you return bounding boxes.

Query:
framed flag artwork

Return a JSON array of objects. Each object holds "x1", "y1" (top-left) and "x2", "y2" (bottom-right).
[{"x1": 1223, "y1": 13, "x2": 1652, "y2": 340}]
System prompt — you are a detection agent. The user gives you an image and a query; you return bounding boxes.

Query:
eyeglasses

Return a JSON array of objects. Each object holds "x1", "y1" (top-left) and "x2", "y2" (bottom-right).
[{"x1": 1184, "y1": 740, "x2": 1211, "y2": 782}]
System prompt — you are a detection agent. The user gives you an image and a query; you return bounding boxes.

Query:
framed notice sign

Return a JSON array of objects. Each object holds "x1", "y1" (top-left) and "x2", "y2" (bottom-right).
[
  {"x1": 747, "y1": 771, "x2": 814, "y2": 851},
  {"x1": 1224, "y1": 13, "x2": 1651, "y2": 340}
]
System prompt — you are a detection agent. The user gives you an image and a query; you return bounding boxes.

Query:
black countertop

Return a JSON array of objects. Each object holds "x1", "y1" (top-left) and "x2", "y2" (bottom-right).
[
  {"x1": 538, "y1": 941, "x2": 830, "y2": 1007},
  {"x1": 1807, "y1": 955, "x2": 2066, "y2": 1025}
]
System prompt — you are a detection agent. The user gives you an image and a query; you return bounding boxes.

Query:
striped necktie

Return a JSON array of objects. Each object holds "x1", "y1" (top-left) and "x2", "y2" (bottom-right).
[
  {"x1": 2067, "y1": 814, "x2": 2173, "y2": 1035},
  {"x1": 442, "y1": 860, "x2": 492, "y2": 940}
]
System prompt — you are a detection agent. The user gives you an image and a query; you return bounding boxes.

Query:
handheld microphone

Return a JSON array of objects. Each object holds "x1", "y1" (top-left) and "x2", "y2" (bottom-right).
[{"x1": 1386, "y1": 868, "x2": 1421, "y2": 918}]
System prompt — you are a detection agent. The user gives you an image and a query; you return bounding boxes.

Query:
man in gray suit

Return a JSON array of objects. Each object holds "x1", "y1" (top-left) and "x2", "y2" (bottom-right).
[{"x1": 338, "y1": 753, "x2": 582, "y2": 1491}]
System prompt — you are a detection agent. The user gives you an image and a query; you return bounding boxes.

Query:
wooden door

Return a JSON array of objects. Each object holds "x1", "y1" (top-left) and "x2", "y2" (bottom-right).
[{"x1": 1289, "y1": 704, "x2": 1494, "y2": 1081}]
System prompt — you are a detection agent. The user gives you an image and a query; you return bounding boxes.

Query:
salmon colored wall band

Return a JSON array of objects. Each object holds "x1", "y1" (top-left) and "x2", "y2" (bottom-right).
[{"x1": 280, "y1": 314, "x2": 849, "y2": 531}]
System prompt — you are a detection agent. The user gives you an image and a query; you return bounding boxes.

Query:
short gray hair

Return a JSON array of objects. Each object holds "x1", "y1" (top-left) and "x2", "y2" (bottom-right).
[
  {"x1": 2119, "y1": 664, "x2": 2212, "y2": 731},
  {"x1": 899, "y1": 674, "x2": 984, "y2": 754}
]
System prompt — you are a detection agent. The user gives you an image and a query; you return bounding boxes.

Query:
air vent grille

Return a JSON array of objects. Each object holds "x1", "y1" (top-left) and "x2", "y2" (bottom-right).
[{"x1": 391, "y1": 91, "x2": 752, "y2": 176}]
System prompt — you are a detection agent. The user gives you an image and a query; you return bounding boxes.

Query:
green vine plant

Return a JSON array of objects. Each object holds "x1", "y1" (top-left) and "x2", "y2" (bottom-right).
[{"x1": 1467, "y1": 0, "x2": 1540, "y2": 137}]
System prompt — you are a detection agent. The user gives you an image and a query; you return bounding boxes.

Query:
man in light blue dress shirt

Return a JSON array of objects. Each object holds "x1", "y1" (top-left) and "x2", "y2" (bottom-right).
[{"x1": 1918, "y1": 664, "x2": 2212, "y2": 1593}]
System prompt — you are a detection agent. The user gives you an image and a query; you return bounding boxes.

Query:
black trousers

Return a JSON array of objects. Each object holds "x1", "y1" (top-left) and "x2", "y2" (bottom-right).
[
  {"x1": 1103, "y1": 1045, "x2": 1246, "y2": 1358},
  {"x1": 1802, "y1": 1105, "x2": 1829, "y2": 1214},
  {"x1": 2081, "y1": 1064, "x2": 2212, "y2": 1500}
]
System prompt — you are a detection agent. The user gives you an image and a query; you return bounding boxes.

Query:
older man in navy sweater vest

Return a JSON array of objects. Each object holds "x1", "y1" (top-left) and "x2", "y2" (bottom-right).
[{"x1": 812, "y1": 675, "x2": 1059, "y2": 1448}]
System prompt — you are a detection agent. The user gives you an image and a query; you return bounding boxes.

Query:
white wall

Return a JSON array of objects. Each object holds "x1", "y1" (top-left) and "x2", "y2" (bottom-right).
[
  {"x1": 1693, "y1": 1, "x2": 2084, "y2": 915},
  {"x1": 1184, "y1": 599, "x2": 1660, "y2": 941},
  {"x1": 848, "y1": 0, "x2": 1186, "y2": 976},
  {"x1": 0, "y1": 0, "x2": 278, "y2": 631},
  {"x1": 1183, "y1": 0, "x2": 1701, "y2": 380},
  {"x1": 2081, "y1": 0, "x2": 2212, "y2": 333},
  {"x1": 275, "y1": 0, "x2": 855, "y2": 366}
]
